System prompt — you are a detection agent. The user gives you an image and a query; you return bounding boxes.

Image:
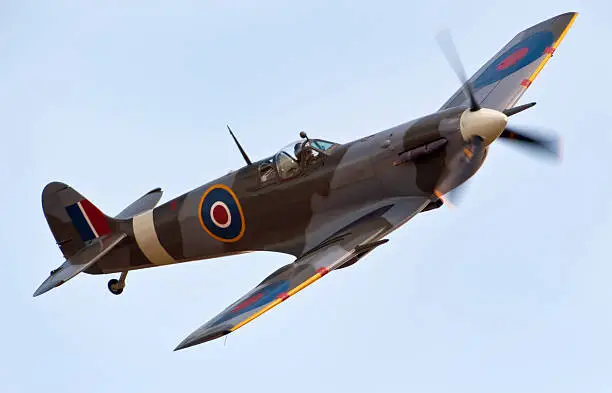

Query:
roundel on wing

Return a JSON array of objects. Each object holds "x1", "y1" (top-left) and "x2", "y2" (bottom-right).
[
  {"x1": 198, "y1": 184, "x2": 245, "y2": 242},
  {"x1": 473, "y1": 31, "x2": 555, "y2": 89}
]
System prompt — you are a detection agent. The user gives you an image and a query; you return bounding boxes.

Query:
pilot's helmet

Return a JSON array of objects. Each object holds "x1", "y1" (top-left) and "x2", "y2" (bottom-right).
[{"x1": 294, "y1": 142, "x2": 302, "y2": 157}]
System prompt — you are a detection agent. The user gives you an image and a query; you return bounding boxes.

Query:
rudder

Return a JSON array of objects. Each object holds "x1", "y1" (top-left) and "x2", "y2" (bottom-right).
[{"x1": 42, "y1": 182, "x2": 117, "y2": 258}]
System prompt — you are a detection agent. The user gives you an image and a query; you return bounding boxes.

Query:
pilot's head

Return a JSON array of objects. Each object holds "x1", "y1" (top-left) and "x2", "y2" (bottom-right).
[{"x1": 294, "y1": 143, "x2": 302, "y2": 158}]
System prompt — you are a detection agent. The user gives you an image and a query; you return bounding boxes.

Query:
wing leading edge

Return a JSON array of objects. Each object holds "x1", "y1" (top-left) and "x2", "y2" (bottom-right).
[
  {"x1": 174, "y1": 197, "x2": 430, "y2": 350},
  {"x1": 439, "y1": 12, "x2": 578, "y2": 112}
]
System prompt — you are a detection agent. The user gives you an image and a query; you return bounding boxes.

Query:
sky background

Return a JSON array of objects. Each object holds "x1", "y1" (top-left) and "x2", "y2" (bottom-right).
[{"x1": 2, "y1": 1, "x2": 610, "y2": 392}]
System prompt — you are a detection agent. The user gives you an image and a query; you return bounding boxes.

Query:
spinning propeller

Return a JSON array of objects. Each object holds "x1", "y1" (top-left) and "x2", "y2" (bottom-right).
[{"x1": 433, "y1": 30, "x2": 561, "y2": 205}]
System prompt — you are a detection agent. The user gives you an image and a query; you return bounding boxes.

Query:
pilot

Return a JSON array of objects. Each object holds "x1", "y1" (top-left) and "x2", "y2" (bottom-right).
[
  {"x1": 294, "y1": 142, "x2": 315, "y2": 165},
  {"x1": 294, "y1": 142, "x2": 304, "y2": 162}
]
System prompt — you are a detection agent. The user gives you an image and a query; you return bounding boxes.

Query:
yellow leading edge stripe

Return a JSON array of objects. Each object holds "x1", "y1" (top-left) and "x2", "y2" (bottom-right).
[
  {"x1": 230, "y1": 269, "x2": 329, "y2": 332},
  {"x1": 524, "y1": 12, "x2": 578, "y2": 87}
]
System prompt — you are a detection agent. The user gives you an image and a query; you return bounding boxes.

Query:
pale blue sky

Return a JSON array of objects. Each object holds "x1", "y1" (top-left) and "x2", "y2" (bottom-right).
[{"x1": 2, "y1": 1, "x2": 611, "y2": 392}]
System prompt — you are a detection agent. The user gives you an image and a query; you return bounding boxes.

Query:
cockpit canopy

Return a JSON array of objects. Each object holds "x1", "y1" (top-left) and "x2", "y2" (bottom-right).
[{"x1": 258, "y1": 137, "x2": 338, "y2": 185}]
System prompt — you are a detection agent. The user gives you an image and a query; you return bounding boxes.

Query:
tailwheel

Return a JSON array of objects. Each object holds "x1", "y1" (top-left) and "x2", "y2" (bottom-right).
[
  {"x1": 107, "y1": 279, "x2": 123, "y2": 295},
  {"x1": 107, "y1": 271, "x2": 127, "y2": 295}
]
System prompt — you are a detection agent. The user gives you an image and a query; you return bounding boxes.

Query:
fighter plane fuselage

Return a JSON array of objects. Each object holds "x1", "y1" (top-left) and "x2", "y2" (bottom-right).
[{"x1": 85, "y1": 106, "x2": 471, "y2": 274}]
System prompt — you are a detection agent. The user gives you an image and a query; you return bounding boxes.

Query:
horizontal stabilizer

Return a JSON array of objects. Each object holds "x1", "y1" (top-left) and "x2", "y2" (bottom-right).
[
  {"x1": 115, "y1": 188, "x2": 163, "y2": 219},
  {"x1": 33, "y1": 232, "x2": 126, "y2": 297}
]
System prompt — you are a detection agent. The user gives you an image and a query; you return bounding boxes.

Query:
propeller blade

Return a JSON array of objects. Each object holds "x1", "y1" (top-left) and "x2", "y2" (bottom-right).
[
  {"x1": 499, "y1": 126, "x2": 561, "y2": 160},
  {"x1": 503, "y1": 102, "x2": 536, "y2": 117},
  {"x1": 443, "y1": 182, "x2": 467, "y2": 207},
  {"x1": 434, "y1": 136, "x2": 486, "y2": 206},
  {"x1": 436, "y1": 29, "x2": 480, "y2": 112}
]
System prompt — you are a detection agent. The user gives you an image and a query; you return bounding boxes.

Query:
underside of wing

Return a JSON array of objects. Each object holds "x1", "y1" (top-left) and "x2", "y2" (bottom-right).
[
  {"x1": 439, "y1": 12, "x2": 578, "y2": 112},
  {"x1": 174, "y1": 197, "x2": 430, "y2": 350}
]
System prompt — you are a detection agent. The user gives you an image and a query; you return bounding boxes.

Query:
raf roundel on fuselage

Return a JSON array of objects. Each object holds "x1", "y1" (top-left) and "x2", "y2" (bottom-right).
[{"x1": 198, "y1": 184, "x2": 246, "y2": 243}]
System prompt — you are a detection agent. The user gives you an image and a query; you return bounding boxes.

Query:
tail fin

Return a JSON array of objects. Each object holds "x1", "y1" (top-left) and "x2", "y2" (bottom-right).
[{"x1": 42, "y1": 182, "x2": 118, "y2": 258}]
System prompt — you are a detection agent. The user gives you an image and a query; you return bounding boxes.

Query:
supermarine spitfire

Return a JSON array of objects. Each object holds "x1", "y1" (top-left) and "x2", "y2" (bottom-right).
[{"x1": 34, "y1": 12, "x2": 578, "y2": 351}]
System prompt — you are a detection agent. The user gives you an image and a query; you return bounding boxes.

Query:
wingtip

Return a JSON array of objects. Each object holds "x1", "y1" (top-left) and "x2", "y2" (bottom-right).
[
  {"x1": 173, "y1": 342, "x2": 190, "y2": 352},
  {"x1": 552, "y1": 11, "x2": 578, "y2": 20},
  {"x1": 173, "y1": 337, "x2": 203, "y2": 352},
  {"x1": 173, "y1": 337, "x2": 202, "y2": 352},
  {"x1": 173, "y1": 336, "x2": 200, "y2": 352},
  {"x1": 566, "y1": 12, "x2": 579, "y2": 26},
  {"x1": 173, "y1": 329, "x2": 231, "y2": 352}
]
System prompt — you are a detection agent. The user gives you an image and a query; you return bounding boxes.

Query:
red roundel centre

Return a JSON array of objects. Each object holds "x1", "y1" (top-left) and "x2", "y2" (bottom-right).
[
  {"x1": 496, "y1": 47, "x2": 529, "y2": 71},
  {"x1": 212, "y1": 204, "x2": 229, "y2": 226},
  {"x1": 232, "y1": 292, "x2": 263, "y2": 313}
]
